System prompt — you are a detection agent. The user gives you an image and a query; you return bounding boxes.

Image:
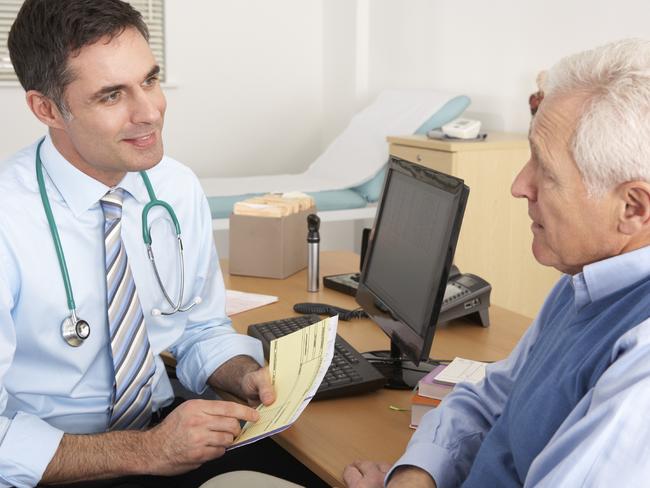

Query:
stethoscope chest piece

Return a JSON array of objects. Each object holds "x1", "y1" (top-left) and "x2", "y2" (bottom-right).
[{"x1": 61, "y1": 313, "x2": 90, "y2": 347}]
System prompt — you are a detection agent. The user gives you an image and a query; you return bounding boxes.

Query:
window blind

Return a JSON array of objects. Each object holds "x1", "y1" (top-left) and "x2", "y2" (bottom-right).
[
  {"x1": 126, "y1": 0, "x2": 166, "y2": 81},
  {"x1": 0, "y1": 0, "x2": 20, "y2": 81},
  {"x1": 0, "y1": 0, "x2": 165, "y2": 83}
]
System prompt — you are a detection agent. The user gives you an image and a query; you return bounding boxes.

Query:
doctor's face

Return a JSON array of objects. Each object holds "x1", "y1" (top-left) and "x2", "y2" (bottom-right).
[
  {"x1": 52, "y1": 27, "x2": 166, "y2": 186},
  {"x1": 510, "y1": 94, "x2": 621, "y2": 275}
]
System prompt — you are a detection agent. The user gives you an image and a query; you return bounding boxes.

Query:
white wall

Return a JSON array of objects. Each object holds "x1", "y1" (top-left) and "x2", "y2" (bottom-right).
[
  {"x1": 2, "y1": 0, "x2": 650, "y2": 173},
  {"x1": 0, "y1": 0, "x2": 329, "y2": 179},
  {"x1": 321, "y1": 0, "x2": 359, "y2": 146},
  {"x1": 0, "y1": 86, "x2": 45, "y2": 159},
  {"x1": 163, "y1": 0, "x2": 325, "y2": 177},
  {"x1": 365, "y1": 0, "x2": 650, "y2": 133}
]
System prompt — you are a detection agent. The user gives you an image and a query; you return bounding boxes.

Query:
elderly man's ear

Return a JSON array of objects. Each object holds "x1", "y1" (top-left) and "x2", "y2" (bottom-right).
[{"x1": 617, "y1": 181, "x2": 650, "y2": 235}]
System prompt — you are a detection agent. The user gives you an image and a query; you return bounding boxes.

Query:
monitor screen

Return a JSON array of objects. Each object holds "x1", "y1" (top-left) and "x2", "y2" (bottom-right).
[{"x1": 355, "y1": 157, "x2": 469, "y2": 365}]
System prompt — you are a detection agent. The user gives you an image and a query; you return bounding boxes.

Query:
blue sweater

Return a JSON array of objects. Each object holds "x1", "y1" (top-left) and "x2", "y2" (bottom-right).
[{"x1": 462, "y1": 275, "x2": 650, "y2": 487}]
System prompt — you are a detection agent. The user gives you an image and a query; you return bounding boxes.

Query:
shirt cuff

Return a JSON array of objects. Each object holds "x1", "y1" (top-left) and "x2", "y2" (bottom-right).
[
  {"x1": 0, "y1": 412, "x2": 63, "y2": 488},
  {"x1": 387, "y1": 438, "x2": 460, "y2": 488},
  {"x1": 176, "y1": 333, "x2": 265, "y2": 394}
]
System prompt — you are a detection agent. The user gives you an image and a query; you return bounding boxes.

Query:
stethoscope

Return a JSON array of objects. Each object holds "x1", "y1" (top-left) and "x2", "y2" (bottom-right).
[{"x1": 35, "y1": 139, "x2": 202, "y2": 347}]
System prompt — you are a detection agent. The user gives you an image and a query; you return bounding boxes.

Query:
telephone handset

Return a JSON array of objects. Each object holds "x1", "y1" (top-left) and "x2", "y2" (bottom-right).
[{"x1": 448, "y1": 263, "x2": 461, "y2": 280}]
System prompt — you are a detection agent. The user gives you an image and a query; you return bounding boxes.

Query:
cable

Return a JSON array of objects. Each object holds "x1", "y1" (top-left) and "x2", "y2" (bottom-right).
[
  {"x1": 363, "y1": 354, "x2": 494, "y2": 365},
  {"x1": 293, "y1": 302, "x2": 368, "y2": 321}
]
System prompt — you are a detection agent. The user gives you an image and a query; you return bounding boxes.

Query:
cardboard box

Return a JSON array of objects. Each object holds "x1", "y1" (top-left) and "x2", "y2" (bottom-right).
[{"x1": 229, "y1": 207, "x2": 314, "y2": 279}]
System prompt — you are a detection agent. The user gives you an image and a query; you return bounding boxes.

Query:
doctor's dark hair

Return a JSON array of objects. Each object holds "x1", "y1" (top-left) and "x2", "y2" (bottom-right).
[{"x1": 8, "y1": 0, "x2": 149, "y2": 116}]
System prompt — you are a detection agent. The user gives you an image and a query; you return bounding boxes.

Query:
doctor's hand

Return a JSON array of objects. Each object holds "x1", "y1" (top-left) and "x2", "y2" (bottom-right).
[
  {"x1": 208, "y1": 354, "x2": 276, "y2": 407},
  {"x1": 240, "y1": 365, "x2": 275, "y2": 407},
  {"x1": 145, "y1": 399, "x2": 259, "y2": 476}
]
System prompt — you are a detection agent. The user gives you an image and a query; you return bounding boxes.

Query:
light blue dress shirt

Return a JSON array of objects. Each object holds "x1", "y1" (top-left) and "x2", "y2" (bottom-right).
[
  {"x1": 0, "y1": 136, "x2": 264, "y2": 488},
  {"x1": 391, "y1": 245, "x2": 650, "y2": 487}
]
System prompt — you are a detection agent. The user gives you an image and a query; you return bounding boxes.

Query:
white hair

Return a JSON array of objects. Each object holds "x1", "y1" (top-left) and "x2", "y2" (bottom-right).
[{"x1": 543, "y1": 38, "x2": 650, "y2": 197}]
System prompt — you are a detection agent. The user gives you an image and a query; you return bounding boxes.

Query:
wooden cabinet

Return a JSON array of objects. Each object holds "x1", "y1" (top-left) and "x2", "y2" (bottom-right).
[{"x1": 388, "y1": 133, "x2": 560, "y2": 319}]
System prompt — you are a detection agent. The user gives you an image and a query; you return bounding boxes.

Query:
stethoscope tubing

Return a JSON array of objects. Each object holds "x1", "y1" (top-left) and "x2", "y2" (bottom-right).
[
  {"x1": 36, "y1": 137, "x2": 199, "y2": 345},
  {"x1": 36, "y1": 139, "x2": 77, "y2": 313}
]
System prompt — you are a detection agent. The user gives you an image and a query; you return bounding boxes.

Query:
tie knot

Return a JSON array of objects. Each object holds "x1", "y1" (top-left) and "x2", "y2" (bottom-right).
[{"x1": 100, "y1": 188, "x2": 125, "y2": 222}]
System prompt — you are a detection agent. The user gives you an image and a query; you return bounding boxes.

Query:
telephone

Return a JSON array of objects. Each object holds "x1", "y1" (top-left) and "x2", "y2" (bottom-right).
[
  {"x1": 441, "y1": 118, "x2": 482, "y2": 139},
  {"x1": 439, "y1": 267, "x2": 491, "y2": 327},
  {"x1": 323, "y1": 265, "x2": 491, "y2": 327}
]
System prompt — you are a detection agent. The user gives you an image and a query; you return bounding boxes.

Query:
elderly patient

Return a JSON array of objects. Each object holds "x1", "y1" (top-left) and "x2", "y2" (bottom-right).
[{"x1": 344, "y1": 38, "x2": 650, "y2": 487}]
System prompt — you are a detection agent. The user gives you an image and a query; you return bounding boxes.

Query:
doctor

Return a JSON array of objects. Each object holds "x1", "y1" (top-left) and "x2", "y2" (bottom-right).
[{"x1": 0, "y1": 0, "x2": 277, "y2": 486}]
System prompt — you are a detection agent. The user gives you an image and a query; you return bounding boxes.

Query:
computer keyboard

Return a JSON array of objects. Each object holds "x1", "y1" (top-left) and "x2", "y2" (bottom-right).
[{"x1": 247, "y1": 314, "x2": 386, "y2": 400}]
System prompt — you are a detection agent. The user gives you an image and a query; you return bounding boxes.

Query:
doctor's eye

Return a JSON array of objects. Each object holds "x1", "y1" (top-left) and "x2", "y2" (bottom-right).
[
  {"x1": 143, "y1": 75, "x2": 160, "y2": 88},
  {"x1": 101, "y1": 91, "x2": 122, "y2": 104}
]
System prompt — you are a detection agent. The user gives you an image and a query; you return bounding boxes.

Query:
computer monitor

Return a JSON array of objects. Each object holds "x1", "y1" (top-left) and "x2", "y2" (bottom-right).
[{"x1": 355, "y1": 156, "x2": 469, "y2": 388}]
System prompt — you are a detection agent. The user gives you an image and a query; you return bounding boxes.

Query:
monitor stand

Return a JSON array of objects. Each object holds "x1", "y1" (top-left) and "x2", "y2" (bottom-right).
[{"x1": 363, "y1": 341, "x2": 438, "y2": 390}]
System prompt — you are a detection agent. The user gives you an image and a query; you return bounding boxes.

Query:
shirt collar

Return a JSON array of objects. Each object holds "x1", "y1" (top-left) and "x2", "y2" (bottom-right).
[
  {"x1": 571, "y1": 245, "x2": 650, "y2": 309},
  {"x1": 39, "y1": 134, "x2": 150, "y2": 217}
]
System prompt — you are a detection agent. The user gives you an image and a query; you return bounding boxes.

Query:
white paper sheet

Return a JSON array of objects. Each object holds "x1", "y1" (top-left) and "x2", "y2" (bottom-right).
[
  {"x1": 434, "y1": 357, "x2": 487, "y2": 385},
  {"x1": 225, "y1": 289, "x2": 278, "y2": 316}
]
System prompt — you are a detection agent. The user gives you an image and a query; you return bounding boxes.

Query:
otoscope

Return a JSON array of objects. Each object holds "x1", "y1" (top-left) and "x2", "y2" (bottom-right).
[{"x1": 307, "y1": 214, "x2": 320, "y2": 292}]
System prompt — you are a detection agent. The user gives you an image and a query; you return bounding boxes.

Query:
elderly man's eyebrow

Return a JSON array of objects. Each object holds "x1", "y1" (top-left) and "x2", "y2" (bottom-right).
[
  {"x1": 527, "y1": 136, "x2": 538, "y2": 158},
  {"x1": 528, "y1": 138, "x2": 550, "y2": 168}
]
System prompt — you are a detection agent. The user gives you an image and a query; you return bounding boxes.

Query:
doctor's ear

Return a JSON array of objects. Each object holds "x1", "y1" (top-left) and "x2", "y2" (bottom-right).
[
  {"x1": 617, "y1": 181, "x2": 650, "y2": 235},
  {"x1": 25, "y1": 90, "x2": 68, "y2": 129}
]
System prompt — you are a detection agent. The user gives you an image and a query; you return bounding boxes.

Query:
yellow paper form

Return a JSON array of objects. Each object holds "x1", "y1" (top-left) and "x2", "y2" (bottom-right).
[{"x1": 228, "y1": 315, "x2": 338, "y2": 449}]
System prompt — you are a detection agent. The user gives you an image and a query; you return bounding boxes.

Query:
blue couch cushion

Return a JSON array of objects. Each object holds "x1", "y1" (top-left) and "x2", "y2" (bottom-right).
[
  {"x1": 306, "y1": 189, "x2": 367, "y2": 212},
  {"x1": 352, "y1": 168, "x2": 386, "y2": 203},
  {"x1": 414, "y1": 95, "x2": 471, "y2": 134}
]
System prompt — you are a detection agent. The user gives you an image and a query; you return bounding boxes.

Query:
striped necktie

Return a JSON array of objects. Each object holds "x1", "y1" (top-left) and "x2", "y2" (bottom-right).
[{"x1": 101, "y1": 189, "x2": 156, "y2": 430}]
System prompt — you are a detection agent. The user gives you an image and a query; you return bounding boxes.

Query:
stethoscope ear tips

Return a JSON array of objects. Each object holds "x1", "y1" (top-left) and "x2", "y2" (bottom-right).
[
  {"x1": 151, "y1": 308, "x2": 162, "y2": 316},
  {"x1": 193, "y1": 296, "x2": 202, "y2": 305}
]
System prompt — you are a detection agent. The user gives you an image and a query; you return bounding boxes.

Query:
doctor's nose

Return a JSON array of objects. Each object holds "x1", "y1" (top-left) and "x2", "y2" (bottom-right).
[{"x1": 131, "y1": 88, "x2": 166, "y2": 125}]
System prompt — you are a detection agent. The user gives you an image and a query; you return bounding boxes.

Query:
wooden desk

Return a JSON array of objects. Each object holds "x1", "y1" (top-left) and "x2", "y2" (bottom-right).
[{"x1": 223, "y1": 251, "x2": 531, "y2": 487}]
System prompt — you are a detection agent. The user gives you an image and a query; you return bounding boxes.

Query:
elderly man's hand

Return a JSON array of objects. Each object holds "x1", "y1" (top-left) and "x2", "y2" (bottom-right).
[
  {"x1": 387, "y1": 466, "x2": 437, "y2": 488},
  {"x1": 343, "y1": 460, "x2": 392, "y2": 488}
]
